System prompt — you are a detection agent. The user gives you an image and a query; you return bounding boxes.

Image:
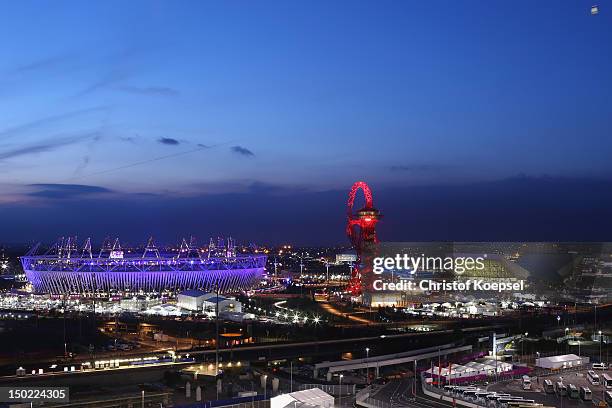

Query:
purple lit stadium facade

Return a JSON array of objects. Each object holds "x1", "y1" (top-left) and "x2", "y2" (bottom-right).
[{"x1": 21, "y1": 239, "x2": 267, "y2": 295}]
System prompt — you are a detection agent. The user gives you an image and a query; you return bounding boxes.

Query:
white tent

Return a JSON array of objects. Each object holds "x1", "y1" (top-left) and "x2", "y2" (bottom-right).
[
  {"x1": 271, "y1": 388, "x2": 335, "y2": 408},
  {"x1": 144, "y1": 303, "x2": 183, "y2": 316},
  {"x1": 426, "y1": 358, "x2": 514, "y2": 379},
  {"x1": 464, "y1": 362, "x2": 493, "y2": 373},
  {"x1": 535, "y1": 354, "x2": 589, "y2": 369}
]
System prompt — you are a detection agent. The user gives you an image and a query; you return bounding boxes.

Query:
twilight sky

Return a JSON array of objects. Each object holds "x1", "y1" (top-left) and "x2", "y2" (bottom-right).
[{"x1": 1, "y1": 1, "x2": 611, "y2": 245}]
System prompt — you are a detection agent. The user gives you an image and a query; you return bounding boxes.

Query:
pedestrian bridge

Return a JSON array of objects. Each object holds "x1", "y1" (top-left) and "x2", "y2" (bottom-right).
[{"x1": 314, "y1": 343, "x2": 473, "y2": 378}]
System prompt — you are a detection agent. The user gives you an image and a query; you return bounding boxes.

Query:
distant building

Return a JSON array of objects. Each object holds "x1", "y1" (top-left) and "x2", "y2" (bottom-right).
[
  {"x1": 202, "y1": 294, "x2": 242, "y2": 314},
  {"x1": 120, "y1": 296, "x2": 161, "y2": 312},
  {"x1": 177, "y1": 290, "x2": 209, "y2": 311},
  {"x1": 177, "y1": 290, "x2": 243, "y2": 314},
  {"x1": 335, "y1": 252, "x2": 357, "y2": 264},
  {"x1": 363, "y1": 291, "x2": 409, "y2": 307},
  {"x1": 467, "y1": 304, "x2": 499, "y2": 317}
]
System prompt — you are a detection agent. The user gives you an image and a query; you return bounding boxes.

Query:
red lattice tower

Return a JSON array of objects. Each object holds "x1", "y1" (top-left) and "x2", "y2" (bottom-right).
[{"x1": 346, "y1": 181, "x2": 382, "y2": 295}]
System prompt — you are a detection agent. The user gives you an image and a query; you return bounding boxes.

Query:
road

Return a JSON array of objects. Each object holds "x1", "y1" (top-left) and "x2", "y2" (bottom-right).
[
  {"x1": 318, "y1": 301, "x2": 375, "y2": 324},
  {"x1": 367, "y1": 378, "x2": 458, "y2": 407}
]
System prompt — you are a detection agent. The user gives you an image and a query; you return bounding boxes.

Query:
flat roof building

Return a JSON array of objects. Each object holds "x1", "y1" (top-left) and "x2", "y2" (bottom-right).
[
  {"x1": 177, "y1": 289, "x2": 209, "y2": 311},
  {"x1": 177, "y1": 290, "x2": 242, "y2": 314},
  {"x1": 203, "y1": 295, "x2": 242, "y2": 314},
  {"x1": 335, "y1": 252, "x2": 357, "y2": 264}
]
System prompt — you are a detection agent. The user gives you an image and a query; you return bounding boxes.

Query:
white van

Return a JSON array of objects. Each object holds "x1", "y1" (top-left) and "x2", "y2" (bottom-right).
[
  {"x1": 522, "y1": 375, "x2": 531, "y2": 390},
  {"x1": 592, "y1": 362, "x2": 608, "y2": 370}
]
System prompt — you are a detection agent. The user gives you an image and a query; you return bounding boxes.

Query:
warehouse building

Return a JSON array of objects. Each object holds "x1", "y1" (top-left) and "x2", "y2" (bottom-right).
[{"x1": 177, "y1": 289, "x2": 209, "y2": 311}]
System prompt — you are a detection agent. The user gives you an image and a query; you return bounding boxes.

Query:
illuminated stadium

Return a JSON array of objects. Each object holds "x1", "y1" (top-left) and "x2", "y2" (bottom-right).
[{"x1": 20, "y1": 237, "x2": 267, "y2": 295}]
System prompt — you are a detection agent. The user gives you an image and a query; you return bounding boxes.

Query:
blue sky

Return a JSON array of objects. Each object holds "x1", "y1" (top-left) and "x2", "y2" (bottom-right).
[{"x1": 1, "y1": 1, "x2": 611, "y2": 244}]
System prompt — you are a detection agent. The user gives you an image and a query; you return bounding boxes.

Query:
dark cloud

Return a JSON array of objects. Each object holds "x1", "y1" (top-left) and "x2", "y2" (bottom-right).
[
  {"x1": 246, "y1": 181, "x2": 305, "y2": 195},
  {"x1": 390, "y1": 164, "x2": 448, "y2": 172},
  {"x1": 158, "y1": 137, "x2": 180, "y2": 146},
  {"x1": 117, "y1": 86, "x2": 180, "y2": 97},
  {"x1": 0, "y1": 132, "x2": 101, "y2": 160},
  {"x1": 119, "y1": 136, "x2": 137, "y2": 144},
  {"x1": 231, "y1": 145, "x2": 255, "y2": 157},
  {"x1": 27, "y1": 184, "x2": 113, "y2": 199},
  {"x1": 188, "y1": 180, "x2": 306, "y2": 195}
]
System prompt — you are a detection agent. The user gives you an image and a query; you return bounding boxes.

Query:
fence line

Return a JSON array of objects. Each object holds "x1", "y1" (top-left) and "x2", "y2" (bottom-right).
[{"x1": 298, "y1": 383, "x2": 356, "y2": 395}]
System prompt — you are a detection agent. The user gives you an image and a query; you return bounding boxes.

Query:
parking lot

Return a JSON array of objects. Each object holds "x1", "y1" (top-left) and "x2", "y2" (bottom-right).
[{"x1": 489, "y1": 368, "x2": 612, "y2": 407}]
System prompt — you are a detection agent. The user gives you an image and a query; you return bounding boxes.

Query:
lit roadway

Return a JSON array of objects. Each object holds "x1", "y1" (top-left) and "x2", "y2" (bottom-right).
[
  {"x1": 370, "y1": 378, "x2": 459, "y2": 407},
  {"x1": 0, "y1": 360, "x2": 194, "y2": 384},
  {"x1": 318, "y1": 301, "x2": 374, "y2": 324}
]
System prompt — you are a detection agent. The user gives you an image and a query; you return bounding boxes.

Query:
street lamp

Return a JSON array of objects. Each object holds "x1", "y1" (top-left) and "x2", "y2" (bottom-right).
[
  {"x1": 263, "y1": 375, "x2": 268, "y2": 400},
  {"x1": 557, "y1": 315, "x2": 561, "y2": 326},
  {"x1": 559, "y1": 376, "x2": 564, "y2": 408},
  {"x1": 339, "y1": 374, "x2": 344, "y2": 407},
  {"x1": 599, "y1": 331, "x2": 603, "y2": 363},
  {"x1": 521, "y1": 332, "x2": 528, "y2": 363},
  {"x1": 290, "y1": 360, "x2": 293, "y2": 393},
  {"x1": 365, "y1": 348, "x2": 370, "y2": 384},
  {"x1": 413, "y1": 360, "x2": 418, "y2": 396}
]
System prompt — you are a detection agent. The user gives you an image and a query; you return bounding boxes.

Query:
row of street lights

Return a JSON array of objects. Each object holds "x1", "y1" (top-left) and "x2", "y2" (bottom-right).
[{"x1": 247, "y1": 301, "x2": 323, "y2": 325}]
